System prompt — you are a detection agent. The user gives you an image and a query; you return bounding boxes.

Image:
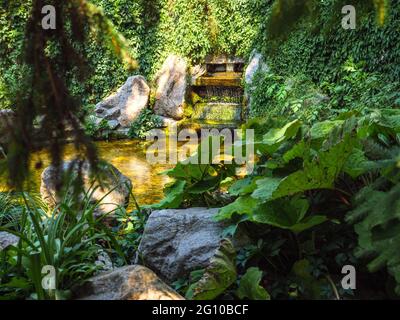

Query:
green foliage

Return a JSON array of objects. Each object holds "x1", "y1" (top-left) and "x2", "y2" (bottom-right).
[
  {"x1": 151, "y1": 137, "x2": 238, "y2": 209},
  {"x1": 0, "y1": 1, "x2": 31, "y2": 109},
  {"x1": 216, "y1": 117, "x2": 359, "y2": 230},
  {"x1": 248, "y1": 0, "x2": 400, "y2": 121},
  {"x1": 346, "y1": 158, "x2": 400, "y2": 294},
  {"x1": 114, "y1": 204, "x2": 150, "y2": 264},
  {"x1": 186, "y1": 239, "x2": 237, "y2": 300},
  {"x1": 261, "y1": 0, "x2": 400, "y2": 83},
  {"x1": 84, "y1": 115, "x2": 111, "y2": 139},
  {"x1": 1, "y1": 0, "x2": 262, "y2": 110},
  {"x1": 0, "y1": 193, "x2": 24, "y2": 227},
  {"x1": 0, "y1": 190, "x2": 126, "y2": 300},
  {"x1": 128, "y1": 108, "x2": 162, "y2": 139},
  {"x1": 157, "y1": 109, "x2": 400, "y2": 299},
  {"x1": 290, "y1": 258, "x2": 331, "y2": 299},
  {"x1": 172, "y1": 269, "x2": 205, "y2": 296},
  {"x1": 237, "y1": 267, "x2": 270, "y2": 300},
  {"x1": 248, "y1": 72, "x2": 333, "y2": 122},
  {"x1": 249, "y1": 60, "x2": 399, "y2": 122},
  {"x1": 251, "y1": 197, "x2": 328, "y2": 234}
]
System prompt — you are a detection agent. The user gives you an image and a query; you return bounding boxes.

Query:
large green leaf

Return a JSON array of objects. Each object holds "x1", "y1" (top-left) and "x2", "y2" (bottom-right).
[
  {"x1": 252, "y1": 197, "x2": 327, "y2": 233},
  {"x1": 237, "y1": 267, "x2": 270, "y2": 300},
  {"x1": 150, "y1": 180, "x2": 186, "y2": 209},
  {"x1": 217, "y1": 195, "x2": 327, "y2": 233},
  {"x1": 263, "y1": 119, "x2": 301, "y2": 146},
  {"x1": 186, "y1": 175, "x2": 222, "y2": 194},
  {"x1": 186, "y1": 239, "x2": 237, "y2": 300},
  {"x1": 163, "y1": 162, "x2": 207, "y2": 181},
  {"x1": 215, "y1": 195, "x2": 260, "y2": 221},
  {"x1": 252, "y1": 133, "x2": 356, "y2": 202},
  {"x1": 310, "y1": 120, "x2": 344, "y2": 140},
  {"x1": 254, "y1": 120, "x2": 302, "y2": 155},
  {"x1": 228, "y1": 177, "x2": 260, "y2": 196},
  {"x1": 347, "y1": 182, "x2": 400, "y2": 295},
  {"x1": 282, "y1": 140, "x2": 308, "y2": 163},
  {"x1": 343, "y1": 148, "x2": 376, "y2": 178}
]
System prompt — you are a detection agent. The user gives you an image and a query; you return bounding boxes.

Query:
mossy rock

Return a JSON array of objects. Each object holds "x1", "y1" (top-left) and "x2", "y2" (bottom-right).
[
  {"x1": 192, "y1": 103, "x2": 242, "y2": 123},
  {"x1": 183, "y1": 102, "x2": 194, "y2": 118}
]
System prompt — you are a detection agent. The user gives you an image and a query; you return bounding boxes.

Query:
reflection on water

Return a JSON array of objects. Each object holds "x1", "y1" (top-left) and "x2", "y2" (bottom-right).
[{"x1": 1, "y1": 139, "x2": 193, "y2": 207}]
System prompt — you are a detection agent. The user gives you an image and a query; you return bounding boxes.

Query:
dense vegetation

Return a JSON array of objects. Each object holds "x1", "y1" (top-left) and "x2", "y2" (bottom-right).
[
  {"x1": 157, "y1": 110, "x2": 400, "y2": 299},
  {"x1": 1, "y1": 0, "x2": 260, "y2": 109},
  {"x1": 146, "y1": 0, "x2": 400, "y2": 299},
  {"x1": 1, "y1": 0, "x2": 399, "y2": 300},
  {"x1": 249, "y1": 0, "x2": 400, "y2": 121}
]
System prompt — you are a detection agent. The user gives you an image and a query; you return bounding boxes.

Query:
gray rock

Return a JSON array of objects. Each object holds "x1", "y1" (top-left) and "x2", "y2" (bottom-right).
[
  {"x1": 103, "y1": 107, "x2": 121, "y2": 120},
  {"x1": 95, "y1": 250, "x2": 115, "y2": 273},
  {"x1": 244, "y1": 52, "x2": 269, "y2": 120},
  {"x1": 154, "y1": 55, "x2": 187, "y2": 120},
  {"x1": 74, "y1": 265, "x2": 184, "y2": 300},
  {"x1": 0, "y1": 231, "x2": 19, "y2": 251},
  {"x1": 88, "y1": 115, "x2": 103, "y2": 127},
  {"x1": 40, "y1": 160, "x2": 132, "y2": 217},
  {"x1": 137, "y1": 207, "x2": 226, "y2": 283},
  {"x1": 244, "y1": 51, "x2": 269, "y2": 87},
  {"x1": 95, "y1": 76, "x2": 150, "y2": 128},
  {"x1": 107, "y1": 120, "x2": 120, "y2": 130}
]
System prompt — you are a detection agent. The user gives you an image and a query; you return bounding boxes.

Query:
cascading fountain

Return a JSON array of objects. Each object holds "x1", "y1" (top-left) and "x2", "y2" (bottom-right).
[{"x1": 189, "y1": 55, "x2": 245, "y2": 128}]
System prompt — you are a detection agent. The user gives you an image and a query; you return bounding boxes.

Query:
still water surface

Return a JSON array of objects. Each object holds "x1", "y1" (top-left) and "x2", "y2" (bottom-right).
[{"x1": 1, "y1": 139, "x2": 189, "y2": 206}]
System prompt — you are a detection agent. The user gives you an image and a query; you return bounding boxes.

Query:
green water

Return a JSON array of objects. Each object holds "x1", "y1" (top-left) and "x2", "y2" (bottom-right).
[{"x1": 1, "y1": 139, "x2": 182, "y2": 206}]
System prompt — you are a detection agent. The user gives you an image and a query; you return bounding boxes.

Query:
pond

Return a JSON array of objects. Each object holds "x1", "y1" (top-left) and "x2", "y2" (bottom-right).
[{"x1": 0, "y1": 139, "x2": 194, "y2": 207}]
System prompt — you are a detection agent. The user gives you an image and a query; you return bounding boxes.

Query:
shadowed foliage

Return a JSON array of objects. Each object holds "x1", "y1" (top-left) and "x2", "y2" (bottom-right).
[{"x1": 2, "y1": 0, "x2": 137, "y2": 190}]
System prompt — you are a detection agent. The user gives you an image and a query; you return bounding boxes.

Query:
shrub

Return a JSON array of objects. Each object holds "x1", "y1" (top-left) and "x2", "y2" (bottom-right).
[
  {"x1": 128, "y1": 108, "x2": 163, "y2": 139},
  {"x1": 0, "y1": 189, "x2": 126, "y2": 300}
]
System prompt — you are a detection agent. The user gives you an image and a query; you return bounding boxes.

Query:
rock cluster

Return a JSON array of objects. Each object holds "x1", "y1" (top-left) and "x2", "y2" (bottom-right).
[{"x1": 73, "y1": 207, "x2": 232, "y2": 300}]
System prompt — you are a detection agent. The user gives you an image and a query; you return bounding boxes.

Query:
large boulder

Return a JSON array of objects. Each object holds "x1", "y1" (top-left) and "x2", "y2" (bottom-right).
[
  {"x1": 137, "y1": 208, "x2": 226, "y2": 283},
  {"x1": 244, "y1": 51, "x2": 269, "y2": 119},
  {"x1": 40, "y1": 160, "x2": 132, "y2": 216},
  {"x1": 74, "y1": 265, "x2": 184, "y2": 300},
  {"x1": 0, "y1": 231, "x2": 19, "y2": 251},
  {"x1": 153, "y1": 55, "x2": 187, "y2": 120},
  {"x1": 0, "y1": 109, "x2": 16, "y2": 145},
  {"x1": 244, "y1": 51, "x2": 269, "y2": 87},
  {"x1": 95, "y1": 76, "x2": 150, "y2": 128}
]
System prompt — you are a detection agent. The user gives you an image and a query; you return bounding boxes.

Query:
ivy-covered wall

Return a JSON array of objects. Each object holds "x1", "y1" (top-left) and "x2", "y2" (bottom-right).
[
  {"x1": 0, "y1": 0, "x2": 262, "y2": 109},
  {"x1": 85, "y1": 0, "x2": 262, "y2": 103},
  {"x1": 1, "y1": 0, "x2": 399, "y2": 115},
  {"x1": 248, "y1": 0, "x2": 400, "y2": 120},
  {"x1": 259, "y1": 0, "x2": 400, "y2": 83}
]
